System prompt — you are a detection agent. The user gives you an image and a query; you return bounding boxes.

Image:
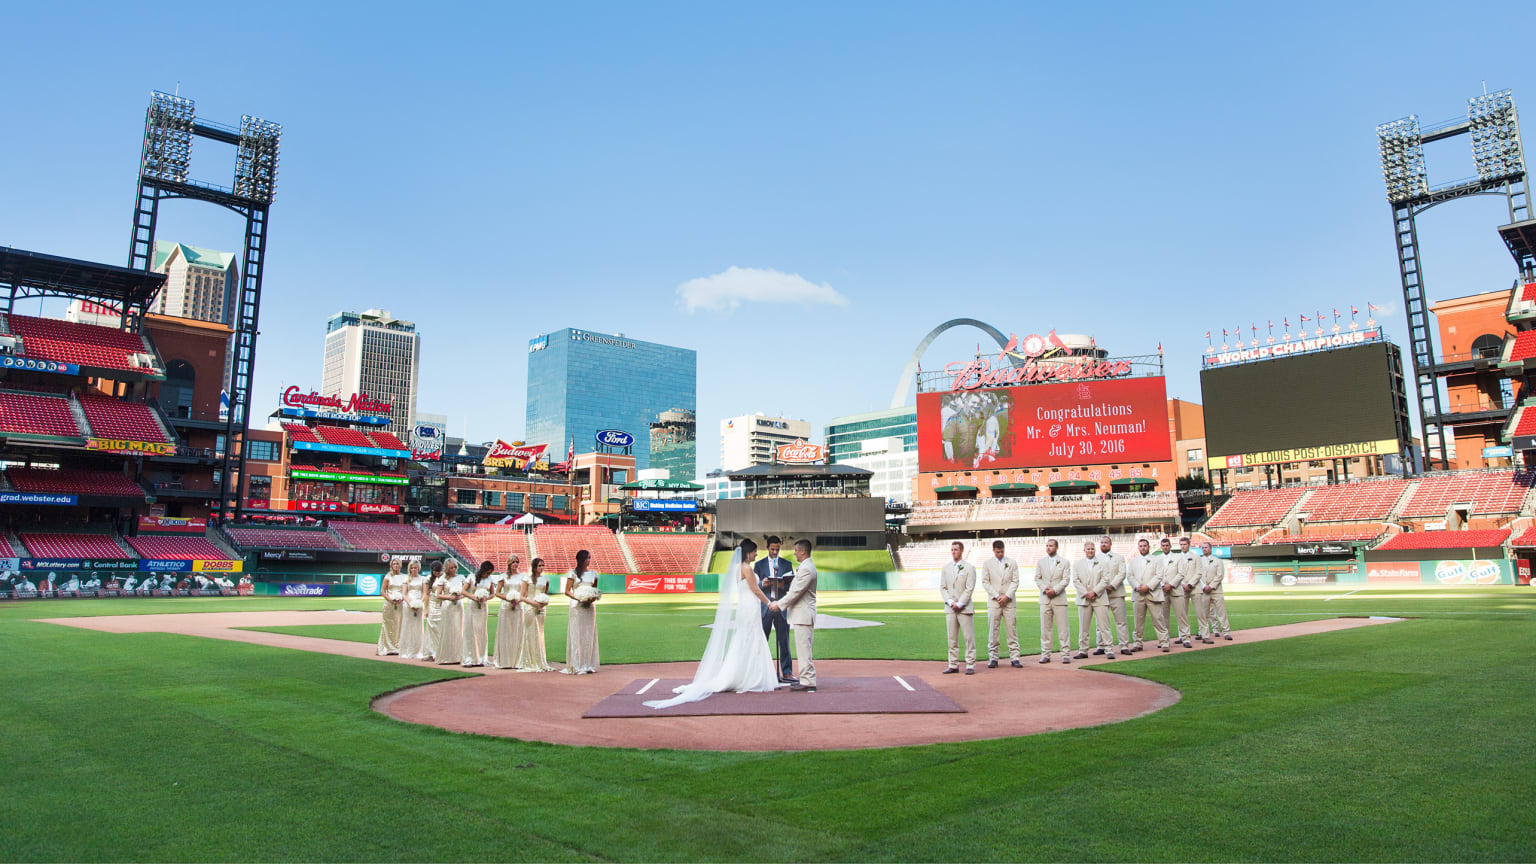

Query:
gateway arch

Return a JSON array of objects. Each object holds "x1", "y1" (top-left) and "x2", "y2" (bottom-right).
[{"x1": 890, "y1": 318, "x2": 1021, "y2": 409}]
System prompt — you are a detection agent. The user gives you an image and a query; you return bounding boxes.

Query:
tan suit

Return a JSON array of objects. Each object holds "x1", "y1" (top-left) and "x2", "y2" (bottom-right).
[
  {"x1": 1198, "y1": 554, "x2": 1229, "y2": 638},
  {"x1": 1168, "y1": 549, "x2": 1199, "y2": 641},
  {"x1": 780, "y1": 557, "x2": 818, "y2": 687},
  {"x1": 1071, "y1": 556, "x2": 1113, "y2": 654},
  {"x1": 1126, "y1": 553, "x2": 1169, "y2": 649},
  {"x1": 1034, "y1": 554, "x2": 1072, "y2": 658},
  {"x1": 940, "y1": 559, "x2": 978, "y2": 668},
  {"x1": 981, "y1": 555, "x2": 1021, "y2": 661},
  {"x1": 1100, "y1": 550, "x2": 1130, "y2": 651}
]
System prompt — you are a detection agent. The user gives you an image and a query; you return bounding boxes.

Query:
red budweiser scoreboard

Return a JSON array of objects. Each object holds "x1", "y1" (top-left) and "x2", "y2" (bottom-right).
[{"x1": 917, "y1": 377, "x2": 1172, "y2": 472}]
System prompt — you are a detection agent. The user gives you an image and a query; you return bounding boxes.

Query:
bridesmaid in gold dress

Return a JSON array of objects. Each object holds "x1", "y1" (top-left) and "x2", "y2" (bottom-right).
[
  {"x1": 422, "y1": 561, "x2": 444, "y2": 661},
  {"x1": 434, "y1": 559, "x2": 465, "y2": 665},
  {"x1": 561, "y1": 549, "x2": 600, "y2": 674},
  {"x1": 515, "y1": 557, "x2": 555, "y2": 672},
  {"x1": 461, "y1": 561, "x2": 494, "y2": 667},
  {"x1": 398, "y1": 559, "x2": 427, "y2": 659},
  {"x1": 375, "y1": 559, "x2": 403, "y2": 656},
  {"x1": 492, "y1": 554, "x2": 523, "y2": 669}
]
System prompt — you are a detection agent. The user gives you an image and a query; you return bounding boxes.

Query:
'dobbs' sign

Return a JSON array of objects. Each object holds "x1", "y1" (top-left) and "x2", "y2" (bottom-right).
[{"x1": 596, "y1": 429, "x2": 634, "y2": 448}]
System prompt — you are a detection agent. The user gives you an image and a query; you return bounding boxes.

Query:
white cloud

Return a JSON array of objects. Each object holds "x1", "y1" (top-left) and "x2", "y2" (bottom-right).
[{"x1": 676, "y1": 266, "x2": 848, "y2": 313}]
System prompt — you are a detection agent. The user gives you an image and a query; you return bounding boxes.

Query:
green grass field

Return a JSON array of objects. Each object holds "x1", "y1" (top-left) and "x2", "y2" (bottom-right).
[{"x1": 5, "y1": 588, "x2": 1536, "y2": 861}]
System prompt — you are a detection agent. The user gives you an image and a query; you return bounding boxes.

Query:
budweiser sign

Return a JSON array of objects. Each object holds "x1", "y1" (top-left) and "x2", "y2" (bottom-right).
[
  {"x1": 776, "y1": 439, "x2": 825, "y2": 464},
  {"x1": 946, "y1": 329, "x2": 1133, "y2": 392},
  {"x1": 483, "y1": 439, "x2": 548, "y2": 469},
  {"x1": 281, "y1": 386, "x2": 392, "y2": 416}
]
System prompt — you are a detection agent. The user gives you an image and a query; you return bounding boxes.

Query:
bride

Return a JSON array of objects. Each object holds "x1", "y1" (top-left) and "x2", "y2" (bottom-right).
[{"x1": 644, "y1": 538, "x2": 781, "y2": 708}]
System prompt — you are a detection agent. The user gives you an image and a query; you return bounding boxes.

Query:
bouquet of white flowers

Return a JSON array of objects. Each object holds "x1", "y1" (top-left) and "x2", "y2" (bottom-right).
[
  {"x1": 406, "y1": 593, "x2": 424, "y2": 611},
  {"x1": 531, "y1": 592, "x2": 551, "y2": 607},
  {"x1": 385, "y1": 590, "x2": 404, "y2": 603},
  {"x1": 573, "y1": 585, "x2": 602, "y2": 605},
  {"x1": 473, "y1": 588, "x2": 491, "y2": 602}
]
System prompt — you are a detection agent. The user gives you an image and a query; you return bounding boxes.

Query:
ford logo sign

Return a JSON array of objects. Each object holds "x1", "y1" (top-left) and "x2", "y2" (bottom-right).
[{"x1": 596, "y1": 429, "x2": 634, "y2": 447}]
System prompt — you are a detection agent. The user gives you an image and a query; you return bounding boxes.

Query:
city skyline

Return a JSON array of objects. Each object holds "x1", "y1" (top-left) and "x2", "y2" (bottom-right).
[{"x1": 0, "y1": 4, "x2": 1531, "y2": 471}]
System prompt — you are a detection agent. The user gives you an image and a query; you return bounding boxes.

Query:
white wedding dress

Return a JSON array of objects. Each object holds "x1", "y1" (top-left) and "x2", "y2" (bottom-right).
[{"x1": 644, "y1": 547, "x2": 780, "y2": 708}]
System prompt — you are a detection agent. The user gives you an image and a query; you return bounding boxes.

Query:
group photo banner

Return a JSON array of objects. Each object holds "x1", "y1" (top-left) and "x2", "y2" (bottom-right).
[{"x1": 917, "y1": 377, "x2": 1171, "y2": 472}]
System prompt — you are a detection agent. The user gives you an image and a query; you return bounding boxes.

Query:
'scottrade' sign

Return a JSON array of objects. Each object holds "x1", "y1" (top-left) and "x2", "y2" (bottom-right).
[
  {"x1": 776, "y1": 439, "x2": 825, "y2": 463},
  {"x1": 596, "y1": 429, "x2": 634, "y2": 448}
]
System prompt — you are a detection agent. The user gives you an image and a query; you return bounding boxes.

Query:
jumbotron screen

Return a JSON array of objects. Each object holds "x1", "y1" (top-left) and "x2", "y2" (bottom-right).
[
  {"x1": 1200, "y1": 342, "x2": 1406, "y2": 467},
  {"x1": 916, "y1": 376, "x2": 1172, "y2": 472}
]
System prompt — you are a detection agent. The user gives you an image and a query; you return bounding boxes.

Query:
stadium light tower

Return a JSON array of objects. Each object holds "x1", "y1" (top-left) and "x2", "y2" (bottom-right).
[
  {"x1": 1377, "y1": 89, "x2": 1530, "y2": 471},
  {"x1": 128, "y1": 90, "x2": 283, "y2": 521}
]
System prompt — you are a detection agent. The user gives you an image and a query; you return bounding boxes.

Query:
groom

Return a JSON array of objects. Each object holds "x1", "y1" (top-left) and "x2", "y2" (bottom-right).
[{"x1": 771, "y1": 539, "x2": 818, "y2": 692}]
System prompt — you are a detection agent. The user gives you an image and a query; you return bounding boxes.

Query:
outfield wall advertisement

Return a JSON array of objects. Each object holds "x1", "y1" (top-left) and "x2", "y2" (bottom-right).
[
  {"x1": 917, "y1": 377, "x2": 1171, "y2": 472},
  {"x1": 1366, "y1": 559, "x2": 1511, "y2": 585}
]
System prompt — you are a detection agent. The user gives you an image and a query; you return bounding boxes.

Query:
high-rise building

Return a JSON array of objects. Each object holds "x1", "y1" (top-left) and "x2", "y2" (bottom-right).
[
  {"x1": 525, "y1": 328, "x2": 696, "y2": 474},
  {"x1": 321, "y1": 309, "x2": 420, "y2": 434},
  {"x1": 648, "y1": 408, "x2": 697, "y2": 480},
  {"x1": 825, "y1": 406, "x2": 917, "y2": 463},
  {"x1": 719, "y1": 413, "x2": 812, "y2": 471},
  {"x1": 825, "y1": 407, "x2": 918, "y2": 503},
  {"x1": 152, "y1": 241, "x2": 238, "y2": 325}
]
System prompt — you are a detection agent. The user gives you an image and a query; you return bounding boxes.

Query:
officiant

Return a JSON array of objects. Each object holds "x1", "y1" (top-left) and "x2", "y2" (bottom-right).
[{"x1": 754, "y1": 535, "x2": 796, "y2": 684}]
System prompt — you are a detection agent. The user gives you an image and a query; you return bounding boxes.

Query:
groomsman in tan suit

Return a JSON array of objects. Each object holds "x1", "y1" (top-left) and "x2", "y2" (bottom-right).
[
  {"x1": 1198, "y1": 541, "x2": 1232, "y2": 643},
  {"x1": 981, "y1": 540, "x2": 1022, "y2": 668},
  {"x1": 1126, "y1": 537, "x2": 1169, "y2": 652},
  {"x1": 1071, "y1": 541, "x2": 1115, "y2": 660},
  {"x1": 939, "y1": 541, "x2": 978, "y2": 674},
  {"x1": 1034, "y1": 539, "x2": 1072, "y2": 664},
  {"x1": 1169, "y1": 536, "x2": 1199, "y2": 648},
  {"x1": 777, "y1": 539, "x2": 819, "y2": 691},
  {"x1": 1099, "y1": 536, "x2": 1131, "y2": 654}
]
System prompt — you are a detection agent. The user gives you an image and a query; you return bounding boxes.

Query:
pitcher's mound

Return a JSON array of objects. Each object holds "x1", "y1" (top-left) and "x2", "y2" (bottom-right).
[{"x1": 585, "y1": 675, "x2": 961, "y2": 717}]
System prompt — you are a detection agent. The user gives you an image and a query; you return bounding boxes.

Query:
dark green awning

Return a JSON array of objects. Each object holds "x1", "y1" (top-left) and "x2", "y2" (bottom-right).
[
  {"x1": 1048, "y1": 480, "x2": 1098, "y2": 489},
  {"x1": 989, "y1": 482, "x2": 1038, "y2": 492},
  {"x1": 934, "y1": 484, "x2": 979, "y2": 493},
  {"x1": 1109, "y1": 477, "x2": 1158, "y2": 487}
]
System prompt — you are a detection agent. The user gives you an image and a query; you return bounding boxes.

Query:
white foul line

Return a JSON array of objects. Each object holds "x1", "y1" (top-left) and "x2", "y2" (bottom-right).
[
  {"x1": 892, "y1": 675, "x2": 915, "y2": 692},
  {"x1": 636, "y1": 678, "x2": 660, "y2": 695},
  {"x1": 1324, "y1": 586, "x2": 1368, "y2": 602}
]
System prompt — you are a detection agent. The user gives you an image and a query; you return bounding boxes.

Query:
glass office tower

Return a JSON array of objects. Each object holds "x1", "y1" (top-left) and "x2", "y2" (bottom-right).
[
  {"x1": 526, "y1": 329, "x2": 697, "y2": 475},
  {"x1": 824, "y1": 406, "x2": 917, "y2": 463}
]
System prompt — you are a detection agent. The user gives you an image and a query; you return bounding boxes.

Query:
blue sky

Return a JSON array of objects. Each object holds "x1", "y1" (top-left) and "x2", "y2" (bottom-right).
[{"x1": 2, "y1": 2, "x2": 1532, "y2": 472}]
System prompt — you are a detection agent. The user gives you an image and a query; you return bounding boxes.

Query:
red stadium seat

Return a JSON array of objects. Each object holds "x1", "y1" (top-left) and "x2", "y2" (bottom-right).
[
  {"x1": 6, "y1": 314, "x2": 159, "y2": 373},
  {"x1": 331, "y1": 522, "x2": 441, "y2": 553},
  {"x1": 1205, "y1": 486, "x2": 1309, "y2": 527},
  {"x1": 533, "y1": 526, "x2": 627, "y2": 575},
  {"x1": 224, "y1": 526, "x2": 343, "y2": 550},
  {"x1": 281, "y1": 423, "x2": 323, "y2": 443},
  {"x1": 0, "y1": 391, "x2": 81, "y2": 438},
  {"x1": 1398, "y1": 470, "x2": 1534, "y2": 517},
  {"x1": 1297, "y1": 480, "x2": 1408, "y2": 522},
  {"x1": 366, "y1": 430, "x2": 408, "y2": 451},
  {"x1": 7, "y1": 467, "x2": 144, "y2": 497},
  {"x1": 623, "y1": 533, "x2": 710, "y2": 573},
  {"x1": 1374, "y1": 529, "x2": 1509, "y2": 550},
  {"x1": 21, "y1": 532, "x2": 133, "y2": 560},
  {"x1": 421, "y1": 525, "x2": 530, "y2": 568},
  {"x1": 313, "y1": 426, "x2": 378, "y2": 449},
  {"x1": 127, "y1": 536, "x2": 229, "y2": 560},
  {"x1": 77, "y1": 394, "x2": 171, "y2": 443}
]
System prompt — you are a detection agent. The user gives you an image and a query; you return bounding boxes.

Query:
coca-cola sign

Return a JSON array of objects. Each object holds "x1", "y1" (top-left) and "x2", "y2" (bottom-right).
[
  {"x1": 776, "y1": 439, "x2": 825, "y2": 464},
  {"x1": 281, "y1": 386, "x2": 391, "y2": 417}
]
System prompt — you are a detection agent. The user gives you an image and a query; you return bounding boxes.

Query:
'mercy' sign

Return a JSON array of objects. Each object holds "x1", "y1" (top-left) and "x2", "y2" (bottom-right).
[
  {"x1": 946, "y1": 331, "x2": 1134, "y2": 393},
  {"x1": 281, "y1": 386, "x2": 391, "y2": 416}
]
